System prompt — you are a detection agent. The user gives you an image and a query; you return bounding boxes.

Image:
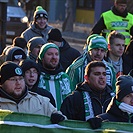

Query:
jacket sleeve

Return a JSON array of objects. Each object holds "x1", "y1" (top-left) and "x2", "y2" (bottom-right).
[{"x1": 90, "y1": 16, "x2": 106, "y2": 35}]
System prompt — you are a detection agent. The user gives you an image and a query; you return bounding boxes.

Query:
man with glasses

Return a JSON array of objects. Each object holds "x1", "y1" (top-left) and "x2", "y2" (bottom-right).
[
  {"x1": 0, "y1": 61, "x2": 66, "y2": 124},
  {"x1": 19, "y1": 59, "x2": 56, "y2": 107}
]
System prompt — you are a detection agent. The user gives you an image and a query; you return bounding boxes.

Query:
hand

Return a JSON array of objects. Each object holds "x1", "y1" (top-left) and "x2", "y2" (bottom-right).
[
  {"x1": 50, "y1": 113, "x2": 65, "y2": 124},
  {"x1": 87, "y1": 117, "x2": 102, "y2": 129}
]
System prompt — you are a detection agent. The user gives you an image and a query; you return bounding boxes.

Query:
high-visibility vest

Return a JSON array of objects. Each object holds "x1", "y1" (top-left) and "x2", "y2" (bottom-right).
[{"x1": 102, "y1": 10, "x2": 133, "y2": 45}]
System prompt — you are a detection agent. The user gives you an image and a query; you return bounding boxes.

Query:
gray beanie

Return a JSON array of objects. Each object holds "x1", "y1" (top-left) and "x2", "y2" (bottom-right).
[
  {"x1": 33, "y1": 6, "x2": 48, "y2": 21},
  {"x1": 27, "y1": 37, "x2": 46, "y2": 53},
  {"x1": 116, "y1": 75, "x2": 133, "y2": 101}
]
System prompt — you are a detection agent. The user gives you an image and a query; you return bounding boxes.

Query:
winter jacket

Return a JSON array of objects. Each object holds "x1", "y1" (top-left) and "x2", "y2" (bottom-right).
[
  {"x1": 37, "y1": 60, "x2": 73, "y2": 110},
  {"x1": 97, "y1": 97, "x2": 133, "y2": 123},
  {"x1": 60, "y1": 82, "x2": 115, "y2": 121},
  {"x1": 59, "y1": 38, "x2": 81, "y2": 71},
  {"x1": 66, "y1": 53, "x2": 116, "y2": 91},
  {"x1": 21, "y1": 22, "x2": 53, "y2": 42},
  {"x1": 0, "y1": 87, "x2": 61, "y2": 117}
]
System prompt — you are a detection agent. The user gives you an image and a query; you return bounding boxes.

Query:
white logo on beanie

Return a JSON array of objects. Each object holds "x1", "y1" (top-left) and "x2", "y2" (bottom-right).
[{"x1": 15, "y1": 68, "x2": 22, "y2": 75}]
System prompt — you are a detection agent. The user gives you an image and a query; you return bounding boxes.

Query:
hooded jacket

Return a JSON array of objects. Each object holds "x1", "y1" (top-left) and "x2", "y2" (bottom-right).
[
  {"x1": 97, "y1": 97, "x2": 133, "y2": 123},
  {"x1": 37, "y1": 59, "x2": 73, "y2": 110},
  {"x1": 21, "y1": 22, "x2": 52, "y2": 42},
  {"x1": 60, "y1": 82, "x2": 114, "y2": 121}
]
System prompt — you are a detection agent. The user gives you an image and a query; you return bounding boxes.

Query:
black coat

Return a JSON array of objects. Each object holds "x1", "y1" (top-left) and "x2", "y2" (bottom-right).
[
  {"x1": 60, "y1": 82, "x2": 114, "y2": 121},
  {"x1": 59, "y1": 38, "x2": 81, "y2": 71},
  {"x1": 97, "y1": 97, "x2": 133, "y2": 123}
]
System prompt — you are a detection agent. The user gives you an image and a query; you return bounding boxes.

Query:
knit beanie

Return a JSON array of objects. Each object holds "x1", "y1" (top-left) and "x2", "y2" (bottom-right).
[
  {"x1": 116, "y1": 75, "x2": 133, "y2": 101},
  {"x1": 27, "y1": 37, "x2": 45, "y2": 53},
  {"x1": 115, "y1": 0, "x2": 127, "y2": 4},
  {"x1": 6, "y1": 47, "x2": 27, "y2": 61},
  {"x1": 88, "y1": 36, "x2": 108, "y2": 51},
  {"x1": 86, "y1": 34, "x2": 99, "y2": 45},
  {"x1": 0, "y1": 61, "x2": 23, "y2": 84},
  {"x1": 38, "y1": 43, "x2": 59, "y2": 60},
  {"x1": 33, "y1": 6, "x2": 48, "y2": 21},
  {"x1": 12, "y1": 37, "x2": 27, "y2": 49},
  {"x1": 19, "y1": 59, "x2": 40, "y2": 74},
  {"x1": 47, "y1": 28, "x2": 62, "y2": 42}
]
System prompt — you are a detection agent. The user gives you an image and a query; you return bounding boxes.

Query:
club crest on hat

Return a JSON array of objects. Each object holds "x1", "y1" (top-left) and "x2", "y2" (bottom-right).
[{"x1": 15, "y1": 68, "x2": 22, "y2": 75}]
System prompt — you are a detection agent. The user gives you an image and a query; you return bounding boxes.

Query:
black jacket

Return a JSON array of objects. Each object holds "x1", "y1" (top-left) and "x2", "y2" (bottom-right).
[
  {"x1": 97, "y1": 97, "x2": 133, "y2": 123},
  {"x1": 59, "y1": 38, "x2": 81, "y2": 71},
  {"x1": 60, "y1": 82, "x2": 114, "y2": 121}
]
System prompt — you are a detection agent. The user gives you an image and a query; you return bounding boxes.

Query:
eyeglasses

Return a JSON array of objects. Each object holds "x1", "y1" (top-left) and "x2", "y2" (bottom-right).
[
  {"x1": 25, "y1": 70, "x2": 38, "y2": 75},
  {"x1": 8, "y1": 77, "x2": 24, "y2": 82}
]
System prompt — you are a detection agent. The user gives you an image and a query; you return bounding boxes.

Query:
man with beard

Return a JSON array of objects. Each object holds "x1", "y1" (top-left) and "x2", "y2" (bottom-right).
[
  {"x1": 0, "y1": 61, "x2": 66, "y2": 124},
  {"x1": 90, "y1": 0, "x2": 133, "y2": 46},
  {"x1": 21, "y1": 6, "x2": 52, "y2": 42},
  {"x1": 61, "y1": 61, "x2": 115, "y2": 121},
  {"x1": 37, "y1": 43, "x2": 73, "y2": 110}
]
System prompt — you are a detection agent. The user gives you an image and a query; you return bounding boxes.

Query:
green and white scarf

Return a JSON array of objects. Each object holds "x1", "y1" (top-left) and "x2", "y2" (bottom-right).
[{"x1": 83, "y1": 91, "x2": 94, "y2": 121}]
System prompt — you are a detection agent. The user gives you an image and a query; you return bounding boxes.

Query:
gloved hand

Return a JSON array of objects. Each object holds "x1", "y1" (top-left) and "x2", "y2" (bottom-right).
[
  {"x1": 50, "y1": 113, "x2": 65, "y2": 124},
  {"x1": 87, "y1": 117, "x2": 102, "y2": 129}
]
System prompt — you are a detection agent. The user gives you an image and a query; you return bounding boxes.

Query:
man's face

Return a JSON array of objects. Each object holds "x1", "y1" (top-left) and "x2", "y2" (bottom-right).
[
  {"x1": 2, "y1": 76, "x2": 25, "y2": 98},
  {"x1": 35, "y1": 17, "x2": 47, "y2": 29},
  {"x1": 42, "y1": 48, "x2": 59, "y2": 70},
  {"x1": 32, "y1": 44, "x2": 43, "y2": 57},
  {"x1": 121, "y1": 93, "x2": 133, "y2": 106},
  {"x1": 24, "y1": 68, "x2": 38, "y2": 89},
  {"x1": 89, "y1": 48, "x2": 106, "y2": 61},
  {"x1": 109, "y1": 38, "x2": 125, "y2": 58},
  {"x1": 115, "y1": 3, "x2": 127, "y2": 13},
  {"x1": 87, "y1": 66, "x2": 106, "y2": 90}
]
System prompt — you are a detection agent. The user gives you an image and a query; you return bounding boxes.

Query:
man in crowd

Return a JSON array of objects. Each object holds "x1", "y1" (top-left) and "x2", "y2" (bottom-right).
[
  {"x1": 90, "y1": 0, "x2": 133, "y2": 46},
  {"x1": 66, "y1": 35, "x2": 116, "y2": 91},
  {"x1": 21, "y1": 6, "x2": 52, "y2": 42},
  {"x1": 0, "y1": 61, "x2": 66, "y2": 124},
  {"x1": 37, "y1": 43, "x2": 73, "y2": 110},
  {"x1": 61, "y1": 61, "x2": 115, "y2": 121}
]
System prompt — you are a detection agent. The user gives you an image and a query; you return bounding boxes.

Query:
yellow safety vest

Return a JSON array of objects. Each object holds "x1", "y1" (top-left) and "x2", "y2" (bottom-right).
[{"x1": 102, "y1": 10, "x2": 133, "y2": 45}]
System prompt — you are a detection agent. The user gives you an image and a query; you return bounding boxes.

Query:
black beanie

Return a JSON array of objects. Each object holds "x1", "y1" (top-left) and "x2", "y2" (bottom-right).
[
  {"x1": 12, "y1": 37, "x2": 27, "y2": 49},
  {"x1": 27, "y1": 37, "x2": 45, "y2": 53},
  {"x1": 19, "y1": 59, "x2": 40, "y2": 74},
  {"x1": 47, "y1": 28, "x2": 62, "y2": 42},
  {"x1": 0, "y1": 61, "x2": 23, "y2": 84},
  {"x1": 116, "y1": 75, "x2": 133, "y2": 101}
]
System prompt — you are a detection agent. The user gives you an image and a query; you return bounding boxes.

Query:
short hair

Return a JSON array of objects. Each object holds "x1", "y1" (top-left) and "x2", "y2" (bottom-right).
[
  {"x1": 108, "y1": 30, "x2": 125, "y2": 45},
  {"x1": 85, "y1": 61, "x2": 106, "y2": 76}
]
